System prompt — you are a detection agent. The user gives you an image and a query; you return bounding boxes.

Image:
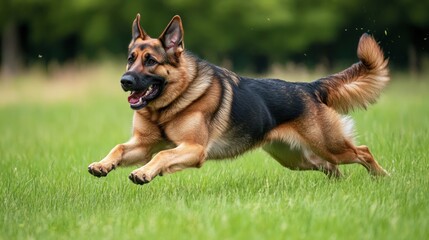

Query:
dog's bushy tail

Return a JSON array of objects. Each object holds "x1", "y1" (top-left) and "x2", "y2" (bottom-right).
[{"x1": 313, "y1": 33, "x2": 389, "y2": 113}]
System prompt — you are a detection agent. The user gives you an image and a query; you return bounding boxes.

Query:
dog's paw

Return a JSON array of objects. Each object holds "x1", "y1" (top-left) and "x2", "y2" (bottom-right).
[
  {"x1": 373, "y1": 168, "x2": 390, "y2": 177},
  {"x1": 88, "y1": 162, "x2": 115, "y2": 177},
  {"x1": 128, "y1": 169, "x2": 157, "y2": 185}
]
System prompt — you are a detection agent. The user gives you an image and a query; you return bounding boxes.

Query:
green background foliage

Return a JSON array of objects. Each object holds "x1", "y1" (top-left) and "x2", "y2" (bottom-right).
[{"x1": 1, "y1": 0, "x2": 428, "y2": 72}]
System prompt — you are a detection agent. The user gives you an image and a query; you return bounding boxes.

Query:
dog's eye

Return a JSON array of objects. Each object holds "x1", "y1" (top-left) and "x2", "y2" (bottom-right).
[
  {"x1": 145, "y1": 55, "x2": 158, "y2": 67},
  {"x1": 127, "y1": 53, "x2": 136, "y2": 65}
]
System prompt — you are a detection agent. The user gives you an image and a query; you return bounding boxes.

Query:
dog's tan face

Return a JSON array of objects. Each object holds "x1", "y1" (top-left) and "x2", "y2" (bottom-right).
[{"x1": 121, "y1": 14, "x2": 188, "y2": 110}]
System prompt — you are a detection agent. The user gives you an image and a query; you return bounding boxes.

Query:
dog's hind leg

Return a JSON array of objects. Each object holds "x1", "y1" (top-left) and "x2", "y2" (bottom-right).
[
  {"x1": 309, "y1": 141, "x2": 389, "y2": 177},
  {"x1": 296, "y1": 108, "x2": 389, "y2": 177},
  {"x1": 263, "y1": 141, "x2": 343, "y2": 178}
]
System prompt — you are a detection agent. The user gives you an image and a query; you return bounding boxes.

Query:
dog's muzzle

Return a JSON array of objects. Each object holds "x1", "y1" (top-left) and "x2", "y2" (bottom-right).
[{"x1": 120, "y1": 72, "x2": 166, "y2": 110}]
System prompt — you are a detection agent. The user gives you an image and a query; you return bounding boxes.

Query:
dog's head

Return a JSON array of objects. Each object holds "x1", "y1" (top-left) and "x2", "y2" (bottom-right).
[{"x1": 121, "y1": 14, "x2": 185, "y2": 110}]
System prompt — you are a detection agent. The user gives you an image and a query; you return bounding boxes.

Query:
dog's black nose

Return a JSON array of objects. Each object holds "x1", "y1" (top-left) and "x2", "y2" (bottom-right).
[{"x1": 120, "y1": 74, "x2": 136, "y2": 91}]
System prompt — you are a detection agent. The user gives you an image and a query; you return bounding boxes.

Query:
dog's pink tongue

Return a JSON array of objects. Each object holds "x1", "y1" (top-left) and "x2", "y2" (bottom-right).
[{"x1": 128, "y1": 94, "x2": 140, "y2": 104}]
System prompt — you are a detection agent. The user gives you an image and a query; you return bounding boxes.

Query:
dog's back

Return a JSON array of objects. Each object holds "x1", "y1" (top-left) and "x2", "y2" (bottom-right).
[{"x1": 207, "y1": 34, "x2": 389, "y2": 162}]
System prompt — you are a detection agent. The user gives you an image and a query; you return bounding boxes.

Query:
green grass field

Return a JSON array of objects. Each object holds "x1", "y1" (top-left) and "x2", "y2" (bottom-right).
[{"x1": 1, "y1": 66, "x2": 428, "y2": 240}]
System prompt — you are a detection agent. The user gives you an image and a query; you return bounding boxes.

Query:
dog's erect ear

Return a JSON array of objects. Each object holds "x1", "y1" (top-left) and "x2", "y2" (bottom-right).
[
  {"x1": 132, "y1": 13, "x2": 148, "y2": 41},
  {"x1": 159, "y1": 15, "x2": 184, "y2": 56}
]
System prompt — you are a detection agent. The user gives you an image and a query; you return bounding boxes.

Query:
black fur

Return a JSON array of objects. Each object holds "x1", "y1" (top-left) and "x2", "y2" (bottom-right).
[{"x1": 229, "y1": 77, "x2": 307, "y2": 141}]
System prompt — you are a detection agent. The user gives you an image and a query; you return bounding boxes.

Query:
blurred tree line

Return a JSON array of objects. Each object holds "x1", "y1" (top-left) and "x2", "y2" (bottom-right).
[{"x1": 0, "y1": 0, "x2": 428, "y2": 78}]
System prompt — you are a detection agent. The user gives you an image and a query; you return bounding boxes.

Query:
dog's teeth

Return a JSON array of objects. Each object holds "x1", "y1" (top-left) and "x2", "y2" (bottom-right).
[{"x1": 142, "y1": 86, "x2": 152, "y2": 98}]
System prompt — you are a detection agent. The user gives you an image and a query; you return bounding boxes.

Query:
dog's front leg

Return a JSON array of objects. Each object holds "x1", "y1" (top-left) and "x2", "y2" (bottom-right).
[
  {"x1": 128, "y1": 142, "x2": 206, "y2": 184},
  {"x1": 88, "y1": 137, "x2": 151, "y2": 177},
  {"x1": 128, "y1": 112, "x2": 209, "y2": 185}
]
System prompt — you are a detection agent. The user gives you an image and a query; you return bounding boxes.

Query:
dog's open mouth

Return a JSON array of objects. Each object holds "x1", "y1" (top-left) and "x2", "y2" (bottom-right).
[{"x1": 127, "y1": 84, "x2": 161, "y2": 110}]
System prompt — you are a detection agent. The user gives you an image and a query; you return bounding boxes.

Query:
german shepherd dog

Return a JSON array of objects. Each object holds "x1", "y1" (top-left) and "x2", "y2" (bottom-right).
[{"x1": 88, "y1": 14, "x2": 389, "y2": 185}]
